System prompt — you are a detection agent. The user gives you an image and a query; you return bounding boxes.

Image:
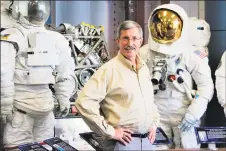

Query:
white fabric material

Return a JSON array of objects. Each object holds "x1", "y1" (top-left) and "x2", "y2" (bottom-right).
[
  {"x1": 1, "y1": 12, "x2": 17, "y2": 29},
  {"x1": 215, "y1": 51, "x2": 226, "y2": 116},
  {"x1": 1, "y1": 13, "x2": 75, "y2": 147},
  {"x1": 1, "y1": 17, "x2": 18, "y2": 122},
  {"x1": 1, "y1": 25, "x2": 75, "y2": 115},
  {"x1": 188, "y1": 17, "x2": 211, "y2": 48},
  {"x1": 140, "y1": 44, "x2": 214, "y2": 117},
  {"x1": 1, "y1": 1, "x2": 11, "y2": 12},
  {"x1": 3, "y1": 110, "x2": 54, "y2": 147},
  {"x1": 140, "y1": 44, "x2": 213, "y2": 149},
  {"x1": 188, "y1": 17, "x2": 210, "y2": 63},
  {"x1": 1, "y1": 42, "x2": 16, "y2": 117},
  {"x1": 147, "y1": 4, "x2": 189, "y2": 55},
  {"x1": 139, "y1": 4, "x2": 214, "y2": 149}
]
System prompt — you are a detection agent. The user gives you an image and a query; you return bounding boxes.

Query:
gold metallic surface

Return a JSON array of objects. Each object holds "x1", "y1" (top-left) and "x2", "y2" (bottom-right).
[{"x1": 149, "y1": 9, "x2": 183, "y2": 44}]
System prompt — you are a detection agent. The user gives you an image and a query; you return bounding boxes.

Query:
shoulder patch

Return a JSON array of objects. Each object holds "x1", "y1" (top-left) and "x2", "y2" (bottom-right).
[
  {"x1": 1, "y1": 34, "x2": 10, "y2": 40},
  {"x1": 193, "y1": 50, "x2": 208, "y2": 59}
]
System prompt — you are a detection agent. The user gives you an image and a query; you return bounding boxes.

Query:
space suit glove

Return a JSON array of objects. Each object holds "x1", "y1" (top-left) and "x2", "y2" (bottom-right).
[
  {"x1": 1, "y1": 113, "x2": 13, "y2": 124},
  {"x1": 55, "y1": 100, "x2": 70, "y2": 117},
  {"x1": 178, "y1": 113, "x2": 198, "y2": 132}
]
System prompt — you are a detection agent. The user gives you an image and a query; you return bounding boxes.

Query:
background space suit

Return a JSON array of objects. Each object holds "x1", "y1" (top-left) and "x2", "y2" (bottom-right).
[
  {"x1": 139, "y1": 4, "x2": 214, "y2": 149},
  {"x1": 188, "y1": 17, "x2": 211, "y2": 61},
  {"x1": 0, "y1": 1, "x2": 18, "y2": 149},
  {"x1": 1, "y1": 1, "x2": 76, "y2": 148},
  {"x1": 215, "y1": 51, "x2": 226, "y2": 117}
]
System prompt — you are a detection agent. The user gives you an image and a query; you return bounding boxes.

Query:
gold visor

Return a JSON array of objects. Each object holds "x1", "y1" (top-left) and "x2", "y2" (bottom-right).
[{"x1": 149, "y1": 9, "x2": 183, "y2": 44}]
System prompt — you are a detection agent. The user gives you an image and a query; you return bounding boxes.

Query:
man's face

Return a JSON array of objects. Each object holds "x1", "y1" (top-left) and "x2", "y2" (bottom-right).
[{"x1": 117, "y1": 27, "x2": 143, "y2": 61}]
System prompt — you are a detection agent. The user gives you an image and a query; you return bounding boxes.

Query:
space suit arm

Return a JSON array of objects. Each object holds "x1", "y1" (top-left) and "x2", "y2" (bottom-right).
[
  {"x1": 215, "y1": 51, "x2": 226, "y2": 109},
  {"x1": 54, "y1": 38, "x2": 76, "y2": 115},
  {"x1": 1, "y1": 41, "x2": 16, "y2": 121},
  {"x1": 186, "y1": 53, "x2": 214, "y2": 120},
  {"x1": 75, "y1": 66, "x2": 115, "y2": 139}
]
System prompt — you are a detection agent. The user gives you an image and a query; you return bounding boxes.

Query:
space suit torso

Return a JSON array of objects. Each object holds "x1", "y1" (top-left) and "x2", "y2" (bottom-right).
[
  {"x1": 142, "y1": 47, "x2": 192, "y2": 115},
  {"x1": 1, "y1": 24, "x2": 74, "y2": 115},
  {"x1": 140, "y1": 44, "x2": 213, "y2": 121}
]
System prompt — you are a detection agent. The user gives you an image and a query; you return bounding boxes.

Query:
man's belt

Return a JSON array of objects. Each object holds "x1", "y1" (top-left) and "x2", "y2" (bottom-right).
[{"x1": 131, "y1": 133, "x2": 149, "y2": 138}]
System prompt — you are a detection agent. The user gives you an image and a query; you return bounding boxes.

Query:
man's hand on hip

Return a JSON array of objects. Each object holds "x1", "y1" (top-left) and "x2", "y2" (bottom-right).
[
  {"x1": 113, "y1": 127, "x2": 133, "y2": 146},
  {"x1": 148, "y1": 127, "x2": 157, "y2": 144}
]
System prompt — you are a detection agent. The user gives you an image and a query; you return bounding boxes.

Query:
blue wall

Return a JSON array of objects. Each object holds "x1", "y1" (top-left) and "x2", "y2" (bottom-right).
[
  {"x1": 54, "y1": 2, "x2": 108, "y2": 29},
  {"x1": 53, "y1": 1, "x2": 109, "y2": 42}
]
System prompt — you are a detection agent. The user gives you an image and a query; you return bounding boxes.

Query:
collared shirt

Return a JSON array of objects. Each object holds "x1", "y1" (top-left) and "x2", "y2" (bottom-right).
[{"x1": 75, "y1": 52, "x2": 160, "y2": 138}]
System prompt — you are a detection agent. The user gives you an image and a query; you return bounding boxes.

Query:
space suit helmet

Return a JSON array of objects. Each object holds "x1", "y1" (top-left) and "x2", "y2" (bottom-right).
[
  {"x1": 148, "y1": 4, "x2": 189, "y2": 55},
  {"x1": 10, "y1": 0, "x2": 50, "y2": 26},
  {"x1": 149, "y1": 8, "x2": 183, "y2": 44}
]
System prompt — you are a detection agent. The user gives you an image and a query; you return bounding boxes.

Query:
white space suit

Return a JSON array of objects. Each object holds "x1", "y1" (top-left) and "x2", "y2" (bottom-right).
[
  {"x1": 139, "y1": 4, "x2": 214, "y2": 149},
  {"x1": 1, "y1": 1, "x2": 75, "y2": 148},
  {"x1": 215, "y1": 51, "x2": 226, "y2": 117}
]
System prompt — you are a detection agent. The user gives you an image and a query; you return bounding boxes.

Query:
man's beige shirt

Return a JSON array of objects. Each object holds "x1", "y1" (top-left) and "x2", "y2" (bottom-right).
[{"x1": 75, "y1": 52, "x2": 160, "y2": 138}]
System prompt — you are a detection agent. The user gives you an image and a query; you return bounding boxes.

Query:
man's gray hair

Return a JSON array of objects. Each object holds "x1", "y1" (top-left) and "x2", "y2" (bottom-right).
[{"x1": 116, "y1": 20, "x2": 143, "y2": 39}]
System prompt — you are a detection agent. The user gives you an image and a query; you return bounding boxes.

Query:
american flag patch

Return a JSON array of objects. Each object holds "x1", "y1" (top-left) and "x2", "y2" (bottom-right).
[{"x1": 193, "y1": 50, "x2": 208, "y2": 59}]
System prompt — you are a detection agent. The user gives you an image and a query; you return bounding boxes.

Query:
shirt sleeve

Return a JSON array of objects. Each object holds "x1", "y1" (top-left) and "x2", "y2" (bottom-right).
[{"x1": 75, "y1": 64, "x2": 115, "y2": 138}]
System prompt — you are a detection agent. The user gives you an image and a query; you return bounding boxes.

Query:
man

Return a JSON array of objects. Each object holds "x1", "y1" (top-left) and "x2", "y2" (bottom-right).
[
  {"x1": 215, "y1": 51, "x2": 226, "y2": 117},
  {"x1": 1, "y1": 1, "x2": 76, "y2": 148},
  {"x1": 139, "y1": 4, "x2": 214, "y2": 149},
  {"x1": 75, "y1": 20, "x2": 159, "y2": 151}
]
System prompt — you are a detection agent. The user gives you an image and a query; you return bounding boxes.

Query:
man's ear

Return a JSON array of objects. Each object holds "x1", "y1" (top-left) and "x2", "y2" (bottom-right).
[{"x1": 139, "y1": 38, "x2": 143, "y2": 47}]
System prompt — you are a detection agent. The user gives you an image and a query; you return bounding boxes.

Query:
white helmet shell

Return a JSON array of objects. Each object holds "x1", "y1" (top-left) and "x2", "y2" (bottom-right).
[{"x1": 188, "y1": 17, "x2": 211, "y2": 47}]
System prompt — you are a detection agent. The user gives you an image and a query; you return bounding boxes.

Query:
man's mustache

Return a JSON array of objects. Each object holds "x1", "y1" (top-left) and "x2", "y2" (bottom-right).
[{"x1": 124, "y1": 45, "x2": 136, "y2": 51}]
